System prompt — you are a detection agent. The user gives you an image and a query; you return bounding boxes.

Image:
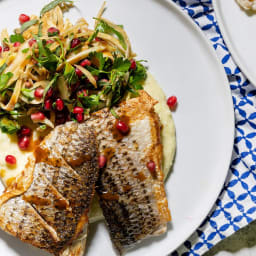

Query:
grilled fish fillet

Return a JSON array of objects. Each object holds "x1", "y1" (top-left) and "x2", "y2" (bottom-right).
[
  {"x1": 0, "y1": 122, "x2": 98, "y2": 255},
  {"x1": 86, "y1": 90, "x2": 171, "y2": 254}
]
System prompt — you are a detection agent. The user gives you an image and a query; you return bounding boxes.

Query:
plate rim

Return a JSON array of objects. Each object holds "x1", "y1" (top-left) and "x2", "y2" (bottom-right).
[
  {"x1": 163, "y1": 0, "x2": 234, "y2": 253},
  {"x1": 213, "y1": 0, "x2": 256, "y2": 86}
]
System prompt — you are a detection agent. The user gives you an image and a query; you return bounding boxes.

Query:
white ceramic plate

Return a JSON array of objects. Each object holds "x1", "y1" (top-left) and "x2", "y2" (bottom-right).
[
  {"x1": 213, "y1": 0, "x2": 256, "y2": 86},
  {"x1": 0, "y1": 0, "x2": 234, "y2": 255}
]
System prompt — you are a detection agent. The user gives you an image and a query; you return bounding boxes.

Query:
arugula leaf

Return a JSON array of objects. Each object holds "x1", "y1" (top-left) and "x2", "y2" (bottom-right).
[
  {"x1": 64, "y1": 63, "x2": 78, "y2": 85},
  {"x1": 0, "y1": 63, "x2": 7, "y2": 74},
  {"x1": 0, "y1": 72, "x2": 13, "y2": 91},
  {"x1": 0, "y1": 117, "x2": 20, "y2": 134},
  {"x1": 40, "y1": 0, "x2": 73, "y2": 17},
  {"x1": 20, "y1": 19, "x2": 38, "y2": 34},
  {"x1": 96, "y1": 19, "x2": 127, "y2": 50},
  {"x1": 10, "y1": 34, "x2": 25, "y2": 43}
]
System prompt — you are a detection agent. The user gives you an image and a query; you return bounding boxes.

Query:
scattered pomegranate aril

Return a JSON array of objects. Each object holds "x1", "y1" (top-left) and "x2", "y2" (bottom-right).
[
  {"x1": 75, "y1": 68, "x2": 83, "y2": 77},
  {"x1": 28, "y1": 38, "x2": 36, "y2": 47},
  {"x1": 34, "y1": 87, "x2": 44, "y2": 98},
  {"x1": 98, "y1": 155, "x2": 107, "y2": 168},
  {"x1": 76, "y1": 113, "x2": 84, "y2": 123},
  {"x1": 80, "y1": 59, "x2": 91, "y2": 67},
  {"x1": 55, "y1": 98, "x2": 64, "y2": 111},
  {"x1": 5, "y1": 155, "x2": 16, "y2": 165},
  {"x1": 45, "y1": 87, "x2": 53, "y2": 98},
  {"x1": 18, "y1": 136, "x2": 30, "y2": 150},
  {"x1": 73, "y1": 106, "x2": 84, "y2": 114},
  {"x1": 95, "y1": 37, "x2": 102, "y2": 42},
  {"x1": 167, "y1": 96, "x2": 177, "y2": 110},
  {"x1": 116, "y1": 120, "x2": 129, "y2": 134},
  {"x1": 77, "y1": 89, "x2": 87, "y2": 98},
  {"x1": 71, "y1": 38, "x2": 81, "y2": 49},
  {"x1": 3, "y1": 46, "x2": 9, "y2": 52},
  {"x1": 31, "y1": 112, "x2": 45, "y2": 122},
  {"x1": 19, "y1": 14, "x2": 30, "y2": 24},
  {"x1": 147, "y1": 161, "x2": 157, "y2": 177},
  {"x1": 47, "y1": 27, "x2": 60, "y2": 37},
  {"x1": 46, "y1": 39, "x2": 54, "y2": 45},
  {"x1": 0, "y1": 46, "x2": 2, "y2": 53},
  {"x1": 44, "y1": 99, "x2": 52, "y2": 110},
  {"x1": 130, "y1": 59, "x2": 136, "y2": 70},
  {"x1": 13, "y1": 42, "x2": 21, "y2": 47},
  {"x1": 19, "y1": 126, "x2": 31, "y2": 136}
]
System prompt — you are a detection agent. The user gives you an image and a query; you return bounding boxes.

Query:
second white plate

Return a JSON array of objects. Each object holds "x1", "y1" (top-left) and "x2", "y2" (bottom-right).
[
  {"x1": 213, "y1": 0, "x2": 256, "y2": 85},
  {"x1": 0, "y1": 0, "x2": 234, "y2": 255}
]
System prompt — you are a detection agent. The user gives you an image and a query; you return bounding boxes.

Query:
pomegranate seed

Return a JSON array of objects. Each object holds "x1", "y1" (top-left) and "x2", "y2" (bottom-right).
[
  {"x1": 71, "y1": 38, "x2": 81, "y2": 49},
  {"x1": 55, "y1": 112, "x2": 66, "y2": 125},
  {"x1": 0, "y1": 46, "x2": 2, "y2": 53},
  {"x1": 46, "y1": 87, "x2": 53, "y2": 98},
  {"x1": 3, "y1": 46, "x2": 9, "y2": 52},
  {"x1": 19, "y1": 14, "x2": 30, "y2": 24},
  {"x1": 46, "y1": 39, "x2": 54, "y2": 45},
  {"x1": 44, "y1": 99, "x2": 52, "y2": 110},
  {"x1": 116, "y1": 120, "x2": 129, "y2": 134},
  {"x1": 130, "y1": 59, "x2": 136, "y2": 70},
  {"x1": 34, "y1": 87, "x2": 44, "y2": 98},
  {"x1": 76, "y1": 113, "x2": 84, "y2": 123},
  {"x1": 80, "y1": 59, "x2": 91, "y2": 67},
  {"x1": 19, "y1": 126, "x2": 31, "y2": 136},
  {"x1": 75, "y1": 68, "x2": 83, "y2": 77},
  {"x1": 18, "y1": 136, "x2": 30, "y2": 150},
  {"x1": 28, "y1": 38, "x2": 36, "y2": 47},
  {"x1": 31, "y1": 112, "x2": 45, "y2": 122},
  {"x1": 167, "y1": 96, "x2": 177, "y2": 109},
  {"x1": 55, "y1": 98, "x2": 64, "y2": 111},
  {"x1": 73, "y1": 106, "x2": 84, "y2": 114},
  {"x1": 95, "y1": 37, "x2": 101, "y2": 42},
  {"x1": 13, "y1": 42, "x2": 21, "y2": 47},
  {"x1": 47, "y1": 27, "x2": 60, "y2": 37},
  {"x1": 147, "y1": 161, "x2": 156, "y2": 177},
  {"x1": 98, "y1": 155, "x2": 107, "y2": 168},
  {"x1": 5, "y1": 155, "x2": 16, "y2": 165}
]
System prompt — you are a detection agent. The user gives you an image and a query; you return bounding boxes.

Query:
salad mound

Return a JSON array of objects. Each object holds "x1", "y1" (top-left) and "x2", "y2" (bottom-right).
[{"x1": 0, "y1": 0, "x2": 147, "y2": 145}]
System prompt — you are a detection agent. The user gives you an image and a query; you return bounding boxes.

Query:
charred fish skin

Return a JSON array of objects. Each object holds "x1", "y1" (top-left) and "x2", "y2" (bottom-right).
[
  {"x1": 0, "y1": 123, "x2": 99, "y2": 255},
  {"x1": 87, "y1": 91, "x2": 171, "y2": 253}
]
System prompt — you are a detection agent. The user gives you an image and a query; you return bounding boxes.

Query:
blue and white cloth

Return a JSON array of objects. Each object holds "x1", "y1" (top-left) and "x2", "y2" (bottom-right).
[{"x1": 170, "y1": 0, "x2": 256, "y2": 255}]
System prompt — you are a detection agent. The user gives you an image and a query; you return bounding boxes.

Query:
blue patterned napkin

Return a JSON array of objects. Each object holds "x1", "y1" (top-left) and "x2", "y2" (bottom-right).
[{"x1": 170, "y1": 0, "x2": 256, "y2": 255}]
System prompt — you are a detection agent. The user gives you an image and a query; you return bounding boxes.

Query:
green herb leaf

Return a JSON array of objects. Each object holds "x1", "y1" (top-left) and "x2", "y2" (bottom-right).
[
  {"x1": 112, "y1": 57, "x2": 131, "y2": 72},
  {"x1": 10, "y1": 33, "x2": 25, "y2": 43},
  {"x1": 110, "y1": 108, "x2": 119, "y2": 119},
  {"x1": 38, "y1": 22, "x2": 43, "y2": 37},
  {"x1": 20, "y1": 19, "x2": 38, "y2": 34},
  {"x1": 129, "y1": 61, "x2": 147, "y2": 89},
  {"x1": 40, "y1": 0, "x2": 73, "y2": 17},
  {"x1": 63, "y1": 63, "x2": 78, "y2": 85},
  {"x1": 43, "y1": 73, "x2": 60, "y2": 101},
  {"x1": 0, "y1": 72, "x2": 13, "y2": 92},
  {"x1": 0, "y1": 63, "x2": 7, "y2": 74},
  {"x1": 87, "y1": 30, "x2": 99, "y2": 44},
  {"x1": 21, "y1": 88, "x2": 34, "y2": 101},
  {"x1": 96, "y1": 19, "x2": 127, "y2": 50},
  {"x1": 22, "y1": 48, "x2": 29, "y2": 53},
  {"x1": 78, "y1": 94, "x2": 101, "y2": 110},
  {"x1": 3, "y1": 38, "x2": 9, "y2": 44},
  {"x1": 33, "y1": 36, "x2": 59, "y2": 72},
  {"x1": 0, "y1": 117, "x2": 20, "y2": 134}
]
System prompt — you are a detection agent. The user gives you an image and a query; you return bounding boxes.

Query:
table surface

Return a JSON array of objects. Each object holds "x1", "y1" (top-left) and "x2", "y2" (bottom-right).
[{"x1": 203, "y1": 220, "x2": 256, "y2": 256}]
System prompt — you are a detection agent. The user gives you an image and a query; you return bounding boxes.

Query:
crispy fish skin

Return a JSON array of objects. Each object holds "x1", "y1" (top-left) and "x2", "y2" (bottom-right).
[
  {"x1": 86, "y1": 91, "x2": 171, "y2": 253},
  {"x1": 0, "y1": 122, "x2": 98, "y2": 255}
]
